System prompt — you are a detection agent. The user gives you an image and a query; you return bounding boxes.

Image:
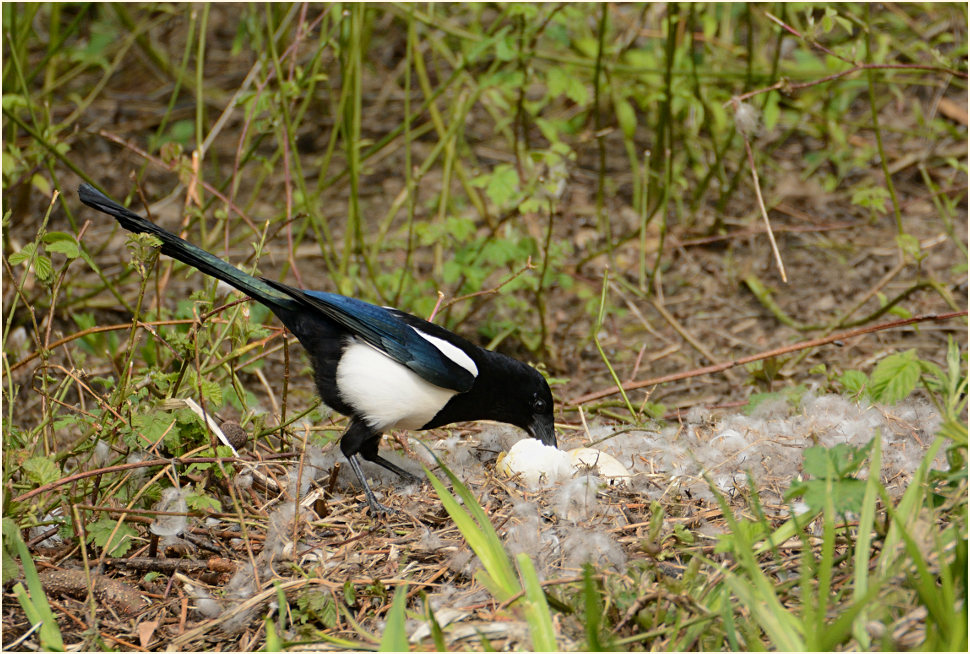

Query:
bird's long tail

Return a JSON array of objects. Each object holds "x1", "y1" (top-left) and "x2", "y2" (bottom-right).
[{"x1": 78, "y1": 183, "x2": 297, "y2": 310}]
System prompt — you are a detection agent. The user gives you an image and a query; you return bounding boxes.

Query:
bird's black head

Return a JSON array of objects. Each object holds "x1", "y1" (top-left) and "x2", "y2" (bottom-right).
[
  {"x1": 525, "y1": 385, "x2": 556, "y2": 447},
  {"x1": 423, "y1": 351, "x2": 557, "y2": 447},
  {"x1": 509, "y1": 362, "x2": 557, "y2": 448}
]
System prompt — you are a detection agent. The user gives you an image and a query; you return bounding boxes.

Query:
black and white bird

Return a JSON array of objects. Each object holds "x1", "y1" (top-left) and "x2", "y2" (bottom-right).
[{"x1": 78, "y1": 183, "x2": 556, "y2": 513}]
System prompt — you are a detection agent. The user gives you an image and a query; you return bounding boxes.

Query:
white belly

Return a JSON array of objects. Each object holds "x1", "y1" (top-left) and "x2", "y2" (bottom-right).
[{"x1": 336, "y1": 340, "x2": 459, "y2": 430}]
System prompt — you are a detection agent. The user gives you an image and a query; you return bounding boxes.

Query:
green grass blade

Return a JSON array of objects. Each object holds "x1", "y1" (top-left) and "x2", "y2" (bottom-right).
[
  {"x1": 423, "y1": 458, "x2": 519, "y2": 600},
  {"x1": 851, "y1": 433, "x2": 882, "y2": 647},
  {"x1": 708, "y1": 485, "x2": 805, "y2": 650},
  {"x1": 516, "y1": 552, "x2": 557, "y2": 651},
  {"x1": 379, "y1": 585, "x2": 410, "y2": 652},
  {"x1": 263, "y1": 616, "x2": 282, "y2": 652},
  {"x1": 12, "y1": 528, "x2": 64, "y2": 651},
  {"x1": 878, "y1": 435, "x2": 946, "y2": 577},
  {"x1": 423, "y1": 593, "x2": 447, "y2": 651},
  {"x1": 720, "y1": 571, "x2": 804, "y2": 651},
  {"x1": 582, "y1": 563, "x2": 605, "y2": 651}
]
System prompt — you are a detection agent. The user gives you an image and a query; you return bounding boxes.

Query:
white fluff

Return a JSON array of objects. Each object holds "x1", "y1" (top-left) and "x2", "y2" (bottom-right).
[{"x1": 337, "y1": 340, "x2": 458, "y2": 430}]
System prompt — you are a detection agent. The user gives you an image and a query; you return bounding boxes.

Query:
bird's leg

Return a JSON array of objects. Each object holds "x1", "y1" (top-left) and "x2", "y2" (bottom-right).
[
  {"x1": 345, "y1": 453, "x2": 396, "y2": 515},
  {"x1": 359, "y1": 436, "x2": 422, "y2": 484},
  {"x1": 339, "y1": 420, "x2": 417, "y2": 514}
]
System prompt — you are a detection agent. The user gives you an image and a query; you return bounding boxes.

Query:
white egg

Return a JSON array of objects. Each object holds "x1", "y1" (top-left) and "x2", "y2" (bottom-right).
[
  {"x1": 568, "y1": 448, "x2": 632, "y2": 486},
  {"x1": 498, "y1": 438, "x2": 573, "y2": 487}
]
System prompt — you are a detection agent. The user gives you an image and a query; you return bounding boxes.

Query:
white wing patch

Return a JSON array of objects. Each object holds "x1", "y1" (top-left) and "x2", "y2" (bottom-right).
[
  {"x1": 411, "y1": 328, "x2": 479, "y2": 377},
  {"x1": 337, "y1": 339, "x2": 459, "y2": 431}
]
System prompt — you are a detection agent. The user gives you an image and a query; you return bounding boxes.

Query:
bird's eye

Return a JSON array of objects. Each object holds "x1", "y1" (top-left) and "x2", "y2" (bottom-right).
[{"x1": 532, "y1": 396, "x2": 547, "y2": 413}]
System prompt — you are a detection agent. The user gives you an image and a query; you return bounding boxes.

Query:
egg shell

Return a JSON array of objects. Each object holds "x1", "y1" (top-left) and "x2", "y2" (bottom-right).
[
  {"x1": 498, "y1": 438, "x2": 573, "y2": 487},
  {"x1": 568, "y1": 447, "x2": 632, "y2": 485}
]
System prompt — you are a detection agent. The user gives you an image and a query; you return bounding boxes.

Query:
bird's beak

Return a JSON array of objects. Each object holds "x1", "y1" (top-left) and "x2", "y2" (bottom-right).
[{"x1": 527, "y1": 414, "x2": 557, "y2": 448}]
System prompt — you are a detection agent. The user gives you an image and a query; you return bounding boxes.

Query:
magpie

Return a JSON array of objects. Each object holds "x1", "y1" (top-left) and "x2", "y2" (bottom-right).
[{"x1": 78, "y1": 183, "x2": 556, "y2": 513}]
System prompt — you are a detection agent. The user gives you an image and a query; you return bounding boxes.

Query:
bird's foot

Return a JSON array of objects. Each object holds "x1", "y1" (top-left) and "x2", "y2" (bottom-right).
[
  {"x1": 347, "y1": 454, "x2": 417, "y2": 516},
  {"x1": 357, "y1": 486, "x2": 407, "y2": 516},
  {"x1": 362, "y1": 498, "x2": 399, "y2": 515}
]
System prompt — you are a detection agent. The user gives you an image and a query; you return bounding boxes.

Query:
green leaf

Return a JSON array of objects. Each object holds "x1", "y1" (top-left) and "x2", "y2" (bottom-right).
[
  {"x1": 128, "y1": 411, "x2": 176, "y2": 450},
  {"x1": 22, "y1": 457, "x2": 60, "y2": 486},
  {"x1": 8, "y1": 242, "x2": 36, "y2": 266},
  {"x1": 31, "y1": 174, "x2": 52, "y2": 197},
  {"x1": 296, "y1": 591, "x2": 337, "y2": 627},
  {"x1": 786, "y1": 443, "x2": 873, "y2": 514},
  {"x1": 495, "y1": 34, "x2": 517, "y2": 61},
  {"x1": 2, "y1": 519, "x2": 24, "y2": 583},
  {"x1": 581, "y1": 564, "x2": 604, "y2": 650},
  {"x1": 802, "y1": 443, "x2": 870, "y2": 479},
  {"x1": 615, "y1": 98, "x2": 637, "y2": 139},
  {"x1": 839, "y1": 369, "x2": 868, "y2": 395},
  {"x1": 423, "y1": 595, "x2": 447, "y2": 650},
  {"x1": 895, "y1": 233, "x2": 922, "y2": 260},
  {"x1": 869, "y1": 350, "x2": 921, "y2": 404},
  {"x1": 43, "y1": 232, "x2": 80, "y2": 259},
  {"x1": 343, "y1": 580, "x2": 356, "y2": 606},
  {"x1": 86, "y1": 518, "x2": 137, "y2": 557},
  {"x1": 508, "y1": 3, "x2": 539, "y2": 19},
  {"x1": 264, "y1": 616, "x2": 282, "y2": 652},
  {"x1": 199, "y1": 378, "x2": 224, "y2": 407},
  {"x1": 850, "y1": 185, "x2": 890, "y2": 213},
  {"x1": 715, "y1": 518, "x2": 769, "y2": 554},
  {"x1": 482, "y1": 164, "x2": 519, "y2": 210},
  {"x1": 186, "y1": 491, "x2": 221, "y2": 513},
  {"x1": 547, "y1": 66, "x2": 589, "y2": 105},
  {"x1": 33, "y1": 254, "x2": 53, "y2": 283},
  {"x1": 763, "y1": 91, "x2": 781, "y2": 130}
]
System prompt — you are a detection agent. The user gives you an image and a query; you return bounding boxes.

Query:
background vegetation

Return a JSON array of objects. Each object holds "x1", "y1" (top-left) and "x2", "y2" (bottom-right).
[{"x1": 3, "y1": 3, "x2": 966, "y2": 651}]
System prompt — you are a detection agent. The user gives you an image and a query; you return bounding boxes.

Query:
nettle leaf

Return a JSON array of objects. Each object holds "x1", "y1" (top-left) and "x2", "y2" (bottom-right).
[
  {"x1": 128, "y1": 411, "x2": 177, "y2": 450},
  {"x1": 546, "y1": 66, "x2": 588, "y2": 105},
  {"x1": 802, "y1": 442, "x2": 870, "y2": 479},
  {"x1": 200, "y1": 379, "x2": 223, "y2": 407},
  {"x1": 8, "y1": 242, "x2": 36, "y2": 266},
  {"x1": 839, "y1": 369, "x2": 868, "y2": 396},
  {"x1": 444, "y1": 216, "x2": 477, "y2": 243},
  {"x1": 850, "y1": 185, "x2": 890, "y2": 213},
  {"x1": 787, "y1": 443, "x2": 872, "y2": 514},
  {"x1": 186, "y1": 490, "x2": 221, "y2": 513},
  {"x1": 869, "y1": 349, "x2": 921, "y2": 404},
  {"x1": 23, "y1": 457, "x2": 60, "y2": 486},
  {"x1": 33, "y1": 254, "x2": 53, "y2": 283},
  {"x1": 43, "y1": 231, "x2": 80, "y2": 259},
  {"x1": 173, "y1": 408, "x2": 207, "y2": 449},
  {"x1": 86, "y1": 518, "x2": 137, "y2": 557},
  {"x1": 185, "y1": 370, "x2": 224, "y2": 407},
  {"x1": 494, "y1": 34, "x2": 517, "y2": 61},
  {"x1": 895, "y1": 233, "x2": 922, "y2": 260},
  {"x1": 481, "y1": 164, "x2": 520, "y2": 209}
]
